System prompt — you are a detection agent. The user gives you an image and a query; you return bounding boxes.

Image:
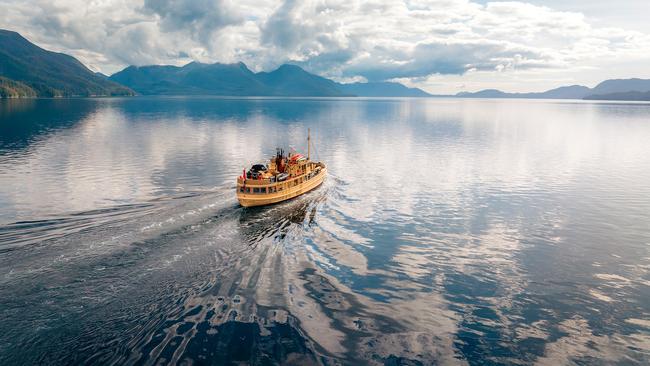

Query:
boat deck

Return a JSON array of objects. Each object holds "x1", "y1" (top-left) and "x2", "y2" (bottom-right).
[{"x1": 236, "y1": 163, "x2": 326, "y2": 207}]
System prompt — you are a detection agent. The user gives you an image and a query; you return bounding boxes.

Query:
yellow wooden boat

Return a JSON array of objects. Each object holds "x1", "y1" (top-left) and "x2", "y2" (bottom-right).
[{"x1": 236, "y1": 130, "x2": 326, "y2": 207}]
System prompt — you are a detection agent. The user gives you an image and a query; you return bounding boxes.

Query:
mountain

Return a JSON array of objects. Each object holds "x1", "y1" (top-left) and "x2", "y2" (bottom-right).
[
  {"x1": 590, "y1": 78, "x2": 650, "y2": 95},
  {"x1": 111, "y1": 62, "x2": 350, "y2": 97},
  {"x1": 110, "y1": 62, "x2": 438, "y2": 97},
  {"x1": 531, "y1": 85, "x2": 592, "y2": 99},
  {"x1": 457, "y1": 85, "x2": 592, "y2": 99},
  {"x1": 584, "y1": 91, "x2": 650, "y2": 101},
  {"x1": 256, "y1": 64, "x2": 348, "y2": 96},
  {"x1": 5, "y1": 27, "x2": 648, "y2": 100},
  {"x1": 0, "y1": 29, "x2": 134, "y2": 97},
  {"x1": 110, "y1": 62, "x2": 272, "y2": 96},
  {"x1": 457, "y1": 79, "x2": 650, "y2": 101},
  {"x1": 338, "y1": 82, "x2": 431, "y2": 97},
  {"x1": 457, "y1": 89, "x2": 507, "y2": 98}
]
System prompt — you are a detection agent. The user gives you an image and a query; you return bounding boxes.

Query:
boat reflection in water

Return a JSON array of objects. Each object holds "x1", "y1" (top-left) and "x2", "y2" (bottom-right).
[{"x1": 239, "y1": 191, "x2": 322, "y2": 242}]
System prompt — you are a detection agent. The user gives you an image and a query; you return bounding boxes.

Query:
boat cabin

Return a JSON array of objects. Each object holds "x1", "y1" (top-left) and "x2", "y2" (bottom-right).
[{"x1": 236, "y1": 130, "x2": 327, "y2": 207}]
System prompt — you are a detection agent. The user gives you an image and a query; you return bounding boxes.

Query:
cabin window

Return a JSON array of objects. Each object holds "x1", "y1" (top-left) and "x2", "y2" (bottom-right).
[
  {"x1": 260, "y1": 187, "x2": 266, "y2": 194},
  {"x1": 240, "y1": 187, "x2": 244, "y2": 192},
  {"x1": 246, "y1": 187, "x2": 250, "y2": 193},
  {"x1": 253, "y1": 187, "x2": 260, "y2": 193}
]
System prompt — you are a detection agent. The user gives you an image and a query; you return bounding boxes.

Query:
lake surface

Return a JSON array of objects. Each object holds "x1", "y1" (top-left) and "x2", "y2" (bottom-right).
[{"x1": 1, "y1": 97, "x2": 649, "y2": 365}]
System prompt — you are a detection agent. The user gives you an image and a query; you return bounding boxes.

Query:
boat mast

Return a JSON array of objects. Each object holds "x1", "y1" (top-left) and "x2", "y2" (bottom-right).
[{"x1": 307, "y1": 128, "x2": 311, "y2": 160}]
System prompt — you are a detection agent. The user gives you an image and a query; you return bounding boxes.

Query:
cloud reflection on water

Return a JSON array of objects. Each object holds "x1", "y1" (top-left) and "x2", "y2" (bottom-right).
[{"x1": 1, "y1": 98, "x2": 649, "y2": 364}]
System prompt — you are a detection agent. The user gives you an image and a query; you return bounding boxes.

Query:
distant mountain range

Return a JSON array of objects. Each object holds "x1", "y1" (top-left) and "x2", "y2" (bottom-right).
[
  {"x1": 1, "y1": 28, "x2": 650, "y2": 100},
  {"x1": 0, "y1": 29, "x2": 134, "y2": 98},
  {"x1": 584, "y1": 90, "x2": 650, "y2": 101},
  {"x1": 110, "y1": 62, "x2": 355, "y2": 97},
  {"x1": 0, "y1": 28, "x2": 429, "y2": 98},
  {"x1": 338, "y1": 82, "x2": 431, "y2": 97},
  {"x1": 109, "y1": 62, "x2": 432, "y2": 97},
  {"x1": 455, "y1": 79, "x2": 650, "y2": 101}
]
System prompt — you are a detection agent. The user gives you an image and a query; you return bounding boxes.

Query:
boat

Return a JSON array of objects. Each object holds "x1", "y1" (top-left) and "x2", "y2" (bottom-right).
[{"x1": 236, "y1": 129, "x2": 326, "y2": 207}]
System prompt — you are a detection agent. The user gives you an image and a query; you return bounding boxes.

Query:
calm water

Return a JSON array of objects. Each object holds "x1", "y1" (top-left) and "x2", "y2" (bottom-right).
[{"x1": 1, "y1": 97, "x2": 649, "y2": 365}]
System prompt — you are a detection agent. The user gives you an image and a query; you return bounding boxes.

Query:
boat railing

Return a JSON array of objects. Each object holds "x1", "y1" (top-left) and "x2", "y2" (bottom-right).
[{"x1": 237, "y1": 167, "x2": 323, "y2": 187}]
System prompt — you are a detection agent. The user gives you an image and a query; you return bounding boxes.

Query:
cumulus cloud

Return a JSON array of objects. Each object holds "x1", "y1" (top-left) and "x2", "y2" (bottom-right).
[
  {"x1": 344, "y1": 40, "x2": 553, "y2": 81},
  {"x1": 0, "y1": 0, "x2": 649, "y2": 92},
  {"x1": 141, "y1": 0, "x2": 244, "y2": 42}
]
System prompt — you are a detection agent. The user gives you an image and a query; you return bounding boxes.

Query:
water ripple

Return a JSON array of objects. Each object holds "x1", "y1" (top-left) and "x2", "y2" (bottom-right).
[{"x1": 1, "y1": 98, "x2": 650, "y2": 365}]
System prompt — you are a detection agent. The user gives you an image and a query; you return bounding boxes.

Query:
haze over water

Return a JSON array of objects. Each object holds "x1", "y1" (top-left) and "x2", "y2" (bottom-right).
[{"x1": 1, "y1": 97, "x2": 649, "y2": 365}]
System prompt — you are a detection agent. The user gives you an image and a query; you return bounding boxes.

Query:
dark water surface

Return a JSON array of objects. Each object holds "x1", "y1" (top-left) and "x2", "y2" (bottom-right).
[{"x1": 1, "y1": 97, "x2": 649, "y2": 365}]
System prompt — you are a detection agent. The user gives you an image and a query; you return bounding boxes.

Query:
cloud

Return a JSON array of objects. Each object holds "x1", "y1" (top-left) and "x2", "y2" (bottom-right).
[
  {"x1": 0, "y1": 0, "x2": 649, "y2": 91},
  {"x1": 344, "y1": 40, "x2": 552, "y2": 81},
  {"x1": 261, "y1": 0, "x2": 304, "y2": 51},
  {"x1": 252, "y1": 0, "x2": 649, "y2": 84},
  {"x1": 141, "y1": 0, "x2": 244, "y2": 42},
  {"x1": 104, "y1": 23, "x2": 172, "y2": 66},
  {"x1": 258, "y1": 0, "x2": 355, "y2": 71}
]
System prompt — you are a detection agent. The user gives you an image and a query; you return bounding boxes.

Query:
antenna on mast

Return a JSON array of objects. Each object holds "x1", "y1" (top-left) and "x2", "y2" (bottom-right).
[{"x1": 307, "y1": 128, "x2": 311, "y2": 160}]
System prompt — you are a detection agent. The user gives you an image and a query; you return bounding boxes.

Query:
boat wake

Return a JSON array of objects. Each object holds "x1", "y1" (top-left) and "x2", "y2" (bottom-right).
[{"x1": 0, "y1": 178, "x2": 351, "y2": 365}]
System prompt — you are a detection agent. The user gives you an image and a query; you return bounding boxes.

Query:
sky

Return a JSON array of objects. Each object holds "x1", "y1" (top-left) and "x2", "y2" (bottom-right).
[{"x1": 1, "y1": 0, "x2": 649, "y2": 94}]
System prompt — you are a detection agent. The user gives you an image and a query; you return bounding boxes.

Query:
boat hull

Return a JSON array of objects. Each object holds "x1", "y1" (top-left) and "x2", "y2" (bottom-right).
[{"x1": 237, "y1": 167, "x2": 326, "y2": 207}]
